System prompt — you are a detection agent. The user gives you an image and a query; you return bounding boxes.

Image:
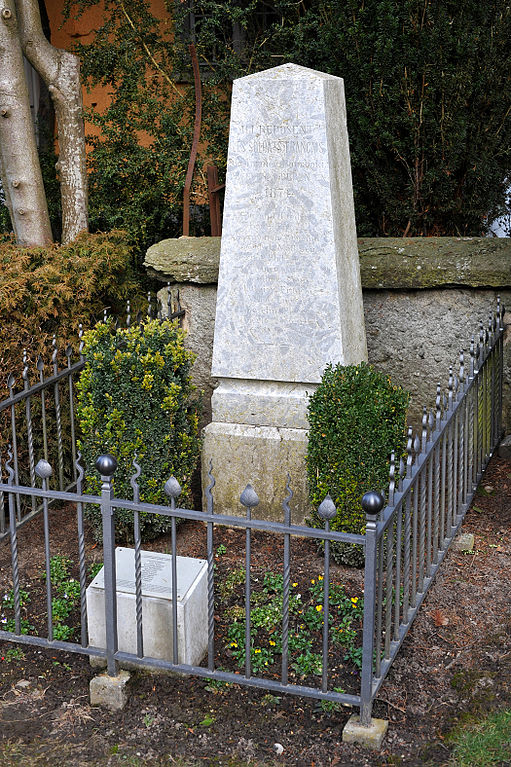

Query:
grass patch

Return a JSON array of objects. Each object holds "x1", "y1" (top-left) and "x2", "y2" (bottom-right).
[{"x1": 447, "y1": 709, "x2": 511, "y2": 766}]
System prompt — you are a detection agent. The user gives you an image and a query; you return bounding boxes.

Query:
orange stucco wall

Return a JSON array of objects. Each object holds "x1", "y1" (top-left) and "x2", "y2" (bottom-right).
[{"x1": 46, "y1": 0, "x2": 174, "y2": 144}]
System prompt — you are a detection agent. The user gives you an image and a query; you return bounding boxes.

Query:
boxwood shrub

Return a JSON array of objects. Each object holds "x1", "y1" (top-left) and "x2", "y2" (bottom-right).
[
  {"x1": 76, "y1": 318, "x2": 201, "y2": 542},
  {"x1": 306, "y1": 362, "x2": 410, "y2": 566}
]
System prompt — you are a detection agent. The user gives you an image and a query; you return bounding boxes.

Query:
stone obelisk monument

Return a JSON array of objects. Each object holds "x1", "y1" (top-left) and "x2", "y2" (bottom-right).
[{"x1": 202, "y1": 63, "x2": 367, "y2": 521}]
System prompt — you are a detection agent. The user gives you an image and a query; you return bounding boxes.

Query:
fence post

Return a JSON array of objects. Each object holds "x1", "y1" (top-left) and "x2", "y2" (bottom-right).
[
  {"x1": 96, "y1": 454, "x2": 118, "y2": 677},
  {"x1": 360, "y1": 491, "x2": 384, "y2": 726}
]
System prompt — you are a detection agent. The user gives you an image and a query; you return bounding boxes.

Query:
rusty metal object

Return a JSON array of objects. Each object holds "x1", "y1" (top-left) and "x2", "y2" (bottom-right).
[
  {"x1": 183, "y1": 43, "x2": 202, "y2": 237},
  {"x1": 206, "y1": 165, "x2": 224, "y2": 236}
]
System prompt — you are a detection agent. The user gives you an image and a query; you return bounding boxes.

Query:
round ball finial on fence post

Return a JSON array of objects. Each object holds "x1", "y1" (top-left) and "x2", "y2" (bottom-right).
[
  {"x1": 95, "y1": 454, "x2": 117, "y2": 477},
  {"x1": 361, "y1": 491, "x2": 385, "y2": 520}
]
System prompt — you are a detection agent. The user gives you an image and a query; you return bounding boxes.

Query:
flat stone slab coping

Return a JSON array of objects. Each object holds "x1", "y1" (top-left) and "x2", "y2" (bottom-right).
[
  {"x1": 87, "y1": 548, "x2": 208, "y2": 666},
  {"x1": 144, "y1": 236, "x2": 511, "y2": 290},
  {"x1": 342, "y1": 714, "x2": 389, "y2": 750}
]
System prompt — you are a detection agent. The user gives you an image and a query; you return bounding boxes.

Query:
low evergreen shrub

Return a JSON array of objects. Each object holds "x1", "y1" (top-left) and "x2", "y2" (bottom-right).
[
  {"x1": 76, "y1": 318, "x2": 201, "y2": 542},
  {"x1": 0, "y1": 231, "x2": 141, "y2": 482},
  {"x1": 306, "y1": 362, "x2": 410, "y2": 567},
  {"x1": 0, "y1": 230, "x2": 139, "y2": 386}
]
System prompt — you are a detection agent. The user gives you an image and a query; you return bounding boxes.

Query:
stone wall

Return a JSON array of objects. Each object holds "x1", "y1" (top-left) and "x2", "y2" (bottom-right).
[{"x1": 145, "y1": 236, "x2": 511, "y2": 432}]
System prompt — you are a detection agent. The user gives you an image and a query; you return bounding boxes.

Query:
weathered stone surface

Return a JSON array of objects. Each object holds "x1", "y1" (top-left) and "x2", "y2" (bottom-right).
[
  {"x1": 203, "y1": 63, "x2": 367, "y2": 519},
  {"x1": 90, "y1": 670, "x2": 130, "y2": 710},
  {"x1": 212, "y1": 63, "x2": 367, "y2": 389},
  {"x1": 497, "y1": 434, "x2": 511, "y2": 459},
  {"x1": 452, "y1": 532, "x2": 475, "y2": 552},
  {"x1": 159, "y1": 280, "x2": 511, "y2": 434},
  {"x1": 145, "y1": 236, "x2": 511, "y2": 290},
  {"x1": 145, "y1": 236, "x2": 220, "y2": 284},
  {"x1": 363, "y1": 288, "x2": 511, "y2": 429},
  {"x1": 157, "y1": 282, "x2": 218, "y2": 425},
  {"x1": 202, "y1": 422, "x2": 308, "y2": 523},
  {"x1": 342, "y1": 715, "x2": 389, "y2": 750},
  {"x1": 358, "y1": 237, "x2": 511, "y2": 289},
  {"x1": 210, "y1": 379, "x2": 314, "y2": 430}
]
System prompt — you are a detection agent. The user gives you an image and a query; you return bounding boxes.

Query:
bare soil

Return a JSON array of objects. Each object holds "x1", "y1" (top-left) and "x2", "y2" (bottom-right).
[{"x1": 0, "y1": 454, "x2": 510, "y2": 767}]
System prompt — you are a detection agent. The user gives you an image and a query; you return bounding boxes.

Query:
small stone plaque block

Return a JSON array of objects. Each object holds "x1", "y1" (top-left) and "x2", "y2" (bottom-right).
[
  {"x1": 451, "y1": 532, "x2": 475, "y2": 553},
  {"x1": 86, "y1": 548, "x2": 208, "y2": 666}
]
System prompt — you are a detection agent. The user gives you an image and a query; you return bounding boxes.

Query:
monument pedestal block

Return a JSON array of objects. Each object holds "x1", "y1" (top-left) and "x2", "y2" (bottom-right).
[
  {"x1": 211, "y1": 379, "x2": 313, "y2": 430},
  {"x1": 202, "y1": 421, "x2": 308, "y2": 523}
]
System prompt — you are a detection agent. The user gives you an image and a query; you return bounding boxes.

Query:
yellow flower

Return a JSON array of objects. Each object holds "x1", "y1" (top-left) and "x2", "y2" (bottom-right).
[
  {"x1": 269, "y1": 640, "x2": 276, "y2": 646},
  {"x1": 318, "y1": 575, "x2": 323, "y2": 581},
  {"x1": 292, "y1": 582, "x2": 298, "y2": 587},
  {"x1": 351, "y1": 597, "x2": 358, "y2": 603},
  {"x1": 316, "y1": 605, "x2": 323, "y2": 612},
  {"x1": 255, "y1": 649, "x2": 261, "y2": 654},
  {"x1": 230, "y1": 641, "x2": 238, "y2": 648},
  {"x1": 311, "y1": 579, "x2": 315, "y2": 584}
]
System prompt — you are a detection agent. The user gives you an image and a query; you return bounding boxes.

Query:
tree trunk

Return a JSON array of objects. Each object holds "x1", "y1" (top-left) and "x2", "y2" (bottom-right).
[
  {"x1": 16, "y1": 0, "x2": 88, "y2": 243},
  {"x1": 0, "y1": 0, "x2": 52, "y2": 246}
]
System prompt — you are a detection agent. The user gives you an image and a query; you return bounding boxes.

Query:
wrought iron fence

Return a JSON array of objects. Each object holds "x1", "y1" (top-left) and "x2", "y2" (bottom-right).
[
  {"x1": 0, "y1": 299, "x2": 504, "y2": 726},
  {"x1": 0, "y1": 288, "x2": 184, "y2": 536},
  {"x1": 360, "y1": 299, "x2": 505, "y2": 723}
]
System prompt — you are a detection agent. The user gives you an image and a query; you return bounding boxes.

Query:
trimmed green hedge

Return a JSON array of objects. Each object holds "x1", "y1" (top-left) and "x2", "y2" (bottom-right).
[
  {"x1": 306, "y1": 362, "x2": 410, "y2": 566},
  {"x1": 76, "y1": 318, "x2": 201, "y2": 542}
]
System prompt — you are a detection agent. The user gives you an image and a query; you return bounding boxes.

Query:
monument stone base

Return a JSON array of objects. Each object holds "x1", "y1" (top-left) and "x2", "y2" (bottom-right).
[{"x1": 202, "y1": 421, "x2": 309, "y2": 523}]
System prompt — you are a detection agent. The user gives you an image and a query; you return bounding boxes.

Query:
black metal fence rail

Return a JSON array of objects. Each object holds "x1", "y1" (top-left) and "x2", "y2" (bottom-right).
[
  {"x1": 0, "y1": 463, "x2": 365, "y2": 709},
  {"x1": 0, "y1": 298, "x2": 505, "y2": 726}
]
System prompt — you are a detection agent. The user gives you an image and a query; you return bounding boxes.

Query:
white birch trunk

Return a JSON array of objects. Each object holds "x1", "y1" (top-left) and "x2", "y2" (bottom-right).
[
  {"x1": 16, "y1": 0, "x2": 88, "y2": 243},
  {"x1": 0, "y1": 0, "x2": 52, "y2": 246}
]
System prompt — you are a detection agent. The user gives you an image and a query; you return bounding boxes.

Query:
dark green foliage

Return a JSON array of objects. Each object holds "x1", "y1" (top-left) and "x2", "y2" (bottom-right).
[
  {"x1": 63, "y1": 0, "x2": 231, "y2": 262},
  {"x1": 306, "y1": 363, "x2": 409, "y2": 566},
  {"x1": 268, "y1": 0, "x2": 511, "y2": 236},
  {"x1": 76, "y1": 318, "x2": 201, "y2": 543},
  {"x1": 63, "y1": 0, "x2": 510, "y2": 243}
]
